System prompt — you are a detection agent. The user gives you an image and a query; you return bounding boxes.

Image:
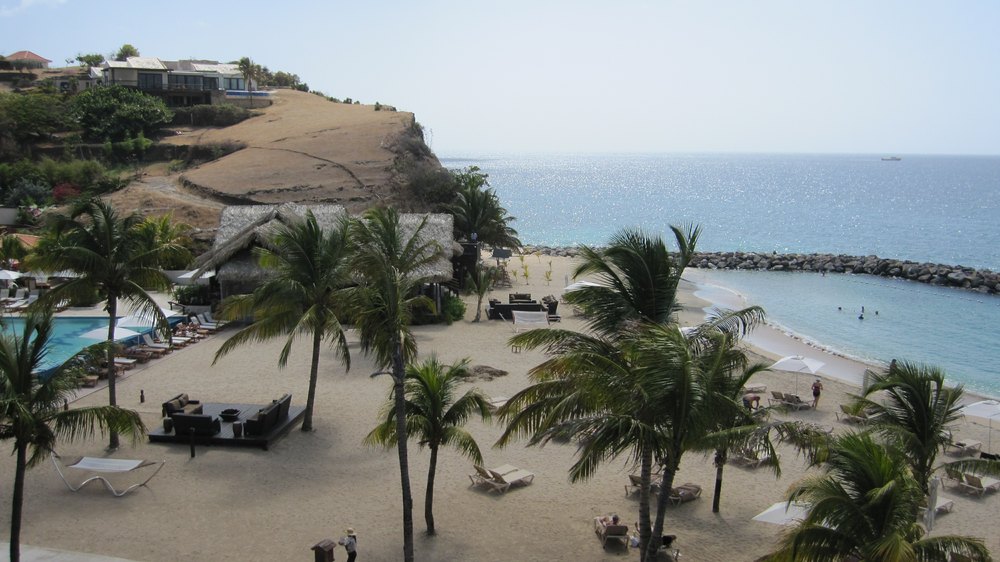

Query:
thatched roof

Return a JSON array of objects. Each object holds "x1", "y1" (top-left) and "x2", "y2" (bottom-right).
[{"x1": 192, "y1": 204, "x2": 457, "y2": 284}]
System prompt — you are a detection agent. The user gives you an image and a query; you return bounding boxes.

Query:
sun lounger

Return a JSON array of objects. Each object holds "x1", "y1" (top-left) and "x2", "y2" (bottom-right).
[
  {"x1": 512, "y1": 310, "x2": 549, "y2": 333},
  {"x1": 489, "y1": 467, "x2": 534, "y2": 491},
  {"x1": 141, "y1": 334, "x2": 174, "y2": 351},
  {"x1": 594, "y1": 517, "x2": 630, "y2": 550},
  {"x1": 51, "y1": 453, "x2": 165, "y2": 497},
  {"x1": 730, "y1": 447, "x2": 778, "y2": 469},
  {"x1": 960, "y1": 474, "x2": 1000, "y2": 496},
  {"x1": 836, "y1": 404, "x2": 868, "y2": 424},
  {"x1": 113, "y1": 357, "x2": 137, "y2": 370},
  {"x1": 667, "y1": 483, "x2": 702, "y2": 505},
  {"x1": 768, "y1": 391, "x2": 786, "y2": 407},
  {"x1": 947, "y1": 439, "x2": 983, "y2": 457},
  {"x1": 625, "y1": 472, "x2": 664, "y2": 496},
  {"x1": 468, "y1": 464, "x2": 517, "y2": 492},
  {"x1": 782, "y1": 394, "x2": 813, "y2": 411}
]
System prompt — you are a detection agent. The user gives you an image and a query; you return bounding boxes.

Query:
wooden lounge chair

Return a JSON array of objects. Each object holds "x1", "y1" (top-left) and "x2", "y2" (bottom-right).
[
  {"x1": 836, "y1": 404, "x2": 868, "y2": 424},
  {"x1": 782, "y1": 394, "x2": 813, "y2": 411},
  {"x1": 594, "y1": 517, "x2": 630, "y2": 550},
  {"x1": 667, "y1": 483, "x2": 702, "y2": 505},
  {"x1": 768, "y1": 391, "x2": 786, "y2": 407},
  {"x1": 625, "y1": 472, "x2": 664, "y2": 496},
  {"x1": 51, "y1": 453, "x2": 165, "y2": 497},
  {"x1": 469, "y1": 464, "x2": 519, "y2": 493}
]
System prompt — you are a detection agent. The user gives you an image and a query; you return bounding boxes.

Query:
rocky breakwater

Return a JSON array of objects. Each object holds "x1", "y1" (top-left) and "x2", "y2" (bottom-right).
[{"x1": 689, "y1": 252, "x2": 1000, "y2": 295}]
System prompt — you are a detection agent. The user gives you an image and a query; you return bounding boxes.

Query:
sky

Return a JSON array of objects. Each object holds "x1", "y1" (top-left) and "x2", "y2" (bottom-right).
[{"x1": 2, "y1": 0, "x2": 999, "y2": 155}]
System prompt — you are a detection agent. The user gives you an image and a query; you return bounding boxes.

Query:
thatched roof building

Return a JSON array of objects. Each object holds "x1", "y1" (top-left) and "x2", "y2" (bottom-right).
[{"x1": 191, "y1": 203, "x2": 458, "y2": 297}]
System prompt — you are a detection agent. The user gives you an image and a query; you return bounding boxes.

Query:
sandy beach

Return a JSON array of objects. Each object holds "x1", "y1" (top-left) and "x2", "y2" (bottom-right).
[{"x1": 2, "y1": 254, "x2": 998, "y2": 561}]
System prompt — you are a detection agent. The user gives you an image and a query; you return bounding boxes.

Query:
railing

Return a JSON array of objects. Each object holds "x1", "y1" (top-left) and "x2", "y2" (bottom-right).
[{"x1": 104, "y1": 79, "x2": 217, "y2": 92}]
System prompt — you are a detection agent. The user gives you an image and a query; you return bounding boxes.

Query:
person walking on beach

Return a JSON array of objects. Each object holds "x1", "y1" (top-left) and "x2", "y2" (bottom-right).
[
  {"x1": 339, "y1": 528, "x2": 358, "y2": 561},
  {"x1": 811, "y1": 379, "x2": 824, "y2": 409}
]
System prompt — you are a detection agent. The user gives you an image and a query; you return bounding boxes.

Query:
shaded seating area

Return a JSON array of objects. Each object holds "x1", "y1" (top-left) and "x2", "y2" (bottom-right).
[
  {"x1": 468, "y1": 463, "x2": 535, "y2": 493},
  {"x1": 149, "y1": 394, "x2": 304, "y2": 451},
  {"x1": 51, "y1": 453, "x2": 165, "y2": 497}
]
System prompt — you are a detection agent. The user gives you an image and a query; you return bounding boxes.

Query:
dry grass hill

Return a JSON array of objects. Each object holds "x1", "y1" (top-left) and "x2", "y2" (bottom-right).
[{"x1": 107, "y1": 89, "x2": 442, "y2": 242}]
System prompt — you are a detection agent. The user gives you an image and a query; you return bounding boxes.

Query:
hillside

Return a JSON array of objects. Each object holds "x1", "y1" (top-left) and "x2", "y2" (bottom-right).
[{"x1": 108, "y1": 89, "x2": 441, "y2": 241}]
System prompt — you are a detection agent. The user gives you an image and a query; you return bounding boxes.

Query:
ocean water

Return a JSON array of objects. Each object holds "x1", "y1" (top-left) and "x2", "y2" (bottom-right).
[{"x1": 440, "y1": 153, "x2": 1000, "y2": 396}]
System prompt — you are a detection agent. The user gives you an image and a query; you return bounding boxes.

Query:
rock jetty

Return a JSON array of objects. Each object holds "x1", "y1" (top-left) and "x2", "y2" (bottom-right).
[{"x1": 522, "y1": 246, "x2": 1000, "y2": 296}]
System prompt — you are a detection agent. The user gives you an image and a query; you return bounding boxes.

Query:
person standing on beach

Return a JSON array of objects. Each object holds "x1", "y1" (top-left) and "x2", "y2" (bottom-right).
[
  {"x1": 811, "y1": 379, "x2": 824, "y2": 409},
  {"x1": 339, "y1": 528, "x2": 358, "y2": 561}
]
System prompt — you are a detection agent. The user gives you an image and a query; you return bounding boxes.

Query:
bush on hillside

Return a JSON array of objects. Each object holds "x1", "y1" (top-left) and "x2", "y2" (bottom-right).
[
  {"x1": 71, "y1": 85, "x2": 172, "y2": 141},
  {"x1": 171, "y1": 104, "x2": 252, "y2": 127}
]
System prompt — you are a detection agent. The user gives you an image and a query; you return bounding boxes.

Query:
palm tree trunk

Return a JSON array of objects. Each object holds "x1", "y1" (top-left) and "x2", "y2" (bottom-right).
[
  {"x1": 302, "y1": 329, "x2": 322, "y2": 431},
  {"x1": 425, "y1": 444, "x2": 438, "y2": 535},
  {"x1": 106, "y1": 296, "x2": 120, "y2": 449},
  {"x1": 392, "y1": 345, "x2": 414, "y2": 562},
  {"x1": 474, "y1": 294, "x2": 483, "y2": 322},
  {"x1": 712, "y1": 449, "x2": 726, "y2": 513},
  {"x1": 646, "y1": 467, "x2": 677, "y2": 562},
  {"x1": 637, "y1": 448, "x2": 654, "y2": 561},
  {"x1": 10, "y1": 441, "x2": 27, "y2": 562}
]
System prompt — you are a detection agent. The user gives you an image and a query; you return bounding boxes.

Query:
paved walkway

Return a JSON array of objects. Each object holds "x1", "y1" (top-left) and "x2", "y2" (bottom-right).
[{"x1": 2, "y1": 543, "x2": 138, "y2": 561}]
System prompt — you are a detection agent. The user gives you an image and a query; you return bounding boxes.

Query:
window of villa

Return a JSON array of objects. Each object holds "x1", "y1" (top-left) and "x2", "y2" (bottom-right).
[
  {"x1": 223, "y1": 77, "x2": 245, "y2": 90},
  {"x1": 138, "y1": 73, "x2": 162, "y2": 89}
]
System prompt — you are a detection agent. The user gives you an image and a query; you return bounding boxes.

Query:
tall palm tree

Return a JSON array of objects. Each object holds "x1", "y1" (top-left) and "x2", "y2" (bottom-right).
[
  {"x1": 365, "y1": 357, "x2": 491, "y2": 535},
  {"x1": 134, "y1": 213, "x2": 193, "y2": 270},
  {"x1": 858, "y1": 361, "x2": 1000, "y2": 496},
  {"x1": 769, "y1": 431, "x2": 990, "y2": 562},
  {"x1": 349, "y1": 207, "x2": 438, "y2": 562},
  {"x1": 213, "y1": 212, "x2": 352, "y2": 432},
  {"x1": 1, "y1": 309, "x2": 145, "y2": 562},
  {"x1": 28, "y1": 198, "x2": 180, "y2": 448},
  {"x1": 446, "y1": 167, "x2": 521, "y2": 249},
  {"x1": 466, "y1": 265, "x2": 495, "y2": 322}
]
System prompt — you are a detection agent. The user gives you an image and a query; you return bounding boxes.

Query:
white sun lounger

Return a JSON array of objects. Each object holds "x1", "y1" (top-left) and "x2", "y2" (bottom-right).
[{"x1": 51, "y1": 453, "x2": 165, "y2": 497}]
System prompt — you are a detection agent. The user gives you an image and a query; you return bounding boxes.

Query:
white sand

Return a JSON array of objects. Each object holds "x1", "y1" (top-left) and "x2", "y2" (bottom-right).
[{"x1": 2, "y1": 255, "x2": 997, "y2": 561}]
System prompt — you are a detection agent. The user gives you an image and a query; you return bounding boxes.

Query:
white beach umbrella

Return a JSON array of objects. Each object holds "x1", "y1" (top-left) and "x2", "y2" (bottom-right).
[
  {"x1": 81, "y1": 326, "x2": 142, "y2": 341},
  {"x1": 178, "y1": 269, "x2": 215, "y2": 280},
  {"x1": 752, "y1": 501, "x2": 811, "y2": 526},
  {"x1": 0, "y1": 269, "x2": 23, "y2": 281},
  {"x1": 924, "y1": 476, "x2": 941, "y2": 531},
  {"x1": 563, "y1": 280, "x2": 601, "y2": 292},
  {"x1": 118, "y1": 307, "x2": 182, "y2": 327},
  {"x1": 960, "y1": 400, "x2": 1000, "y2": 453},
  {"x1": 770, "y1": 355, "x2": 825, "y2": 395}
]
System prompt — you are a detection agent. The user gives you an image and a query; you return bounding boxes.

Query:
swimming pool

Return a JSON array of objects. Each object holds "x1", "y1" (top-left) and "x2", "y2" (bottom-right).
[{"x1": 1, "y1": 317, "x2": 151, "y2": 372}]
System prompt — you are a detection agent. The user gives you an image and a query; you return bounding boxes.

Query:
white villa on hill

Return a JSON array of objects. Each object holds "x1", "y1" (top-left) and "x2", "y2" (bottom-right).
[{"x1": 101, "y1": 56, "x2": 269, "y2": 107}]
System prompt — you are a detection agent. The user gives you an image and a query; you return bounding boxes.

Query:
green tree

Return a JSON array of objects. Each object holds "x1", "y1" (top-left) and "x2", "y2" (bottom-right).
[
  {"x1": 349, "y1": 207, "x2": 439, "y2": 562},
  {"x1": 113, "y1": 44, "x2": 139, "y2": 61},
  {"x1": 769, "y1": 432, "x2": 990, "y2": 562},
  {"x1": 365, "y1": 357, "x2": 491, "y2": 535},
  {"x1": 0, "y1": 92, "x2": 68, "y2": 147},
  {"x1": 1, "y1": 309, "x2": 145, "y2": 562},
  {"x1": 71, "y1": 85, "x2": 172, "y2": 142},
  {"x1": 0, "y1": 233, "x2": 28, "y2": 269},
  {"x1": 858, "y1": 361, "x2": 1000, "y2": 495},
  {"x1": 27, "y1": 199, "x2": 180, "y2": 448},
  {"x1": 446, "y1": 166, "x2": 521, "y2": 249},
  {"x1": 466, "y1": 265, "x2": 495, "y2": 322},
  {"x1": 237, "y1": 57, "x2": 262, "y2": 107},
  {"x1": 213, "y1": 213, "x2": 352, "y2": 432},
  {"x1": 134, "y1": 214, "x2": 193, "y2": 270},
  {"x1": 75, "y1": 53, "x2": 104, "y2": 68}
]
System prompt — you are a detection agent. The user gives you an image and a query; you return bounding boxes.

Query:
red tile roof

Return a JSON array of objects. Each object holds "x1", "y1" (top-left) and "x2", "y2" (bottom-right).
[{"x1": 5, "y1": 50, "x2": 52, "y2": 63}]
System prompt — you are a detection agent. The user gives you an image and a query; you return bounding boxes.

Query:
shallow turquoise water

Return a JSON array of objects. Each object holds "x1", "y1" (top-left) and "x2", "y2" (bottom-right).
[
  {"x1": 695, "y1": 270, "x2": 1000, "y2": 397},
  {"x1": 2, "y1": 317, "x2": 141, "y2": 371}
]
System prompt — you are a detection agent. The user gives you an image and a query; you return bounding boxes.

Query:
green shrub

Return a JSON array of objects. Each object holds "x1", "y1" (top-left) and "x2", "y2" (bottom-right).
[
  {"x1": 171, "y1": 104, "x2": 251, "y2": 127},
  {"x1": 441, "y1": 293, "x2": 466, "y2": 324},
  {"x1": 174, "y1": 284, "x2": 212, "y2": 305},
  {"x1": 71, "y1": 85, "x2": 172, "y2": 141}
]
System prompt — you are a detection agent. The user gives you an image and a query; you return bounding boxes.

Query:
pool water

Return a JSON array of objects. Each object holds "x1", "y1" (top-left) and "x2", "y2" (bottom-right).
[{"x1": 1, "y1": 317, "x2": 146, "y2": 372}]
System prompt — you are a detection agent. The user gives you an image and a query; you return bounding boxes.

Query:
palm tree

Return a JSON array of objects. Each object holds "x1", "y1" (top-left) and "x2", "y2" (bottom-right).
[
  {"x1": 135, "y1": 213, "x2": 193, "y2": 270},
  {"x1": 349, "y1": 207, "x2": 439, "y2": 562},
  {"x1": 565, "y1": 226, "x2": 700, "y2": 336},
  {"x1": 769, "y1": 431, "x2": 990, "y2": 562},
  {"x1": 858, "y1": 361, "x2": 1000, "y2": 496},
  {"x1": 446, "y1": 167, "x2": 521, "y2": 249},
  {"x1": 28, "y1": 198, "x2": 180, "y2": 448},
  {"x1": 213, "y1": 212, "x2": 352, "y2": 432},
  {"x1": 365, "y1": 357, "x2": 491, "y2": 535},
  {"x1": 466, "y1": 264, "x2": 495, "y2": 322},
  {"x1": 1, "y1": 309, "x2": 145, "y2": 562}
]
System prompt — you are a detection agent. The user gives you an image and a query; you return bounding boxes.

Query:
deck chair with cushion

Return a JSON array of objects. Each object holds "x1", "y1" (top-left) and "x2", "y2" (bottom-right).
[
  {"x1": 512, "y1": 310, "x2": 549, "y2": 333},
  {"x1": 51, "y1": 453, "x2": 165, "y2": 497},
  {"x1": 961, "y1": 474, "x2": 1000, "y2": 496},
  {"x1": 489, "y1": 467, "x2": 535, "y2": 492},
  {"x1": 782, "y1": 394, "x2": 813, "y2": 411},
  {"x1": 768, "y1": 391, "x2": 786, "y2": 407},
  {"x1": 594, "y1": 517, "x2": 630, "y2": 550},
  {"x1": 667, "y1": 483, "x2": 702, "y2": 505},
  {"x1": 625, "y1": 472, "x2": 664, "y2": 496},
  {"x1": 730, "y1": 446, "x2": 778, "y2": 469},
  {"x1": 469, "y1": 464, "x2": 519, "y2": 493},
  {"x1": 836, "y1": 403, "x2": 868, "y2": 424}
]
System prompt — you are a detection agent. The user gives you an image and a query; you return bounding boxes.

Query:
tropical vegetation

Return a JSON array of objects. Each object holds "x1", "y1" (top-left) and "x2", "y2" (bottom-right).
[
  {"x1": 768, "y1": 431, "x2": 990, "y2": 562},
  {"x1": 365, "y1": 357, "x2": 491, "y2": 535},
  {"x1": 28, "y1": 198, "x2": 182, "y2": 448},
  {"x1": 214, "y1": 212, "x2": 353, "y2": 432},
  {"x1": 445, "y1": 166, "x2": 521, "y2": 249},
  {"x1": 0, "y1": 309, "x2": 145, "y2": 562},
  {"x1": 348, "y1": 207, "x2": 439, "y2": 562}
]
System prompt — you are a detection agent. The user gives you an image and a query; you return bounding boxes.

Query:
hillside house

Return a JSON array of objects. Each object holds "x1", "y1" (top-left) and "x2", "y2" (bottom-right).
[
  {"x1": 5, "y1": 50, "x2": 51, "y2": 69},
  {"x1": 101, "y1": 57, "x2": 268, "y2": 107}
]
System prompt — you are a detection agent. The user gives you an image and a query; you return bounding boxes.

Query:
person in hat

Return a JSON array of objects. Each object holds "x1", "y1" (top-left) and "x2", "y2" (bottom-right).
[
  {"x1": 338, "y1": 528, "x2": 358, "y2": 561},
  {"x1": 811, "y1": 378, "x2": 824, "y2": 409}
]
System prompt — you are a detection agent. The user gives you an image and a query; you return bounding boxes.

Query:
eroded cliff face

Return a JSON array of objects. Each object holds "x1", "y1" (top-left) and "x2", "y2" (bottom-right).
[{"x1": 107, "y1": 89, "x2": 442, "y2": 242}]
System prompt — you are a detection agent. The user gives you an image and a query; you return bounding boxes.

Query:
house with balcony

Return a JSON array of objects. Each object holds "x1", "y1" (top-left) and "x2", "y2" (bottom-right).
[{"x1": 101, "y1": 56, "x2": 268, "y2": 107}]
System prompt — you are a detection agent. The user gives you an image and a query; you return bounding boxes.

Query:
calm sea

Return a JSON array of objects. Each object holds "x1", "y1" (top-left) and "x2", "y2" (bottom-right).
[{"x1": 441, "y1": 153, "x2": 1000, "y2": 396}]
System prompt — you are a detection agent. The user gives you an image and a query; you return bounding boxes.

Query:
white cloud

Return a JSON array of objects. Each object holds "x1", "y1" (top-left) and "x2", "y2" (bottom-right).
[{"x1": 0, "y1": 0, "x2": 67, "y2": 18}]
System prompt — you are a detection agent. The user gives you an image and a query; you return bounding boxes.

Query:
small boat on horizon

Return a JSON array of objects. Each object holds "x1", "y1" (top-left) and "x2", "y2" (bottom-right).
[{"x1": 881, "y1": 156, "x2": 902, "y2": 161}]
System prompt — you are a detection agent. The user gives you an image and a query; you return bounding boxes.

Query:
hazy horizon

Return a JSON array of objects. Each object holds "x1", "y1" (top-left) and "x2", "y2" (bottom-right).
[{"x1": 4, "y1": 0, "x2": 999, "y2": 156}]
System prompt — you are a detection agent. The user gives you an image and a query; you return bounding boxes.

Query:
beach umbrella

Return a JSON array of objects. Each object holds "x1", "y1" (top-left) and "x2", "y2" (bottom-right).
[
  {"x1": 924, "y1": 476, "x2": 941, "y2": 531},
  {"x1": 178, "y1": 269, "x2": 215, "y2": 280},
  {"x1": 81, "y1": 326, "x2": 142, "y2": 342},
  {"x1": 960, "y1": 400, "x2": 1000, "y2": 453},
  {"x1": 0, "y1": 269, "x2": 22, "y2": 281},
  {"x1": 770, "y1": 355, "x2": 825, "y2": 395},
  {"x1": 563, "y1": 280, "x2": 601, "y2": 292},
  {"x1": 752, "y1": 501, "x2": 811, "y2": 526},
  {"x1": 118, "y1": 307, "x2": 182, "y2": 327}
]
